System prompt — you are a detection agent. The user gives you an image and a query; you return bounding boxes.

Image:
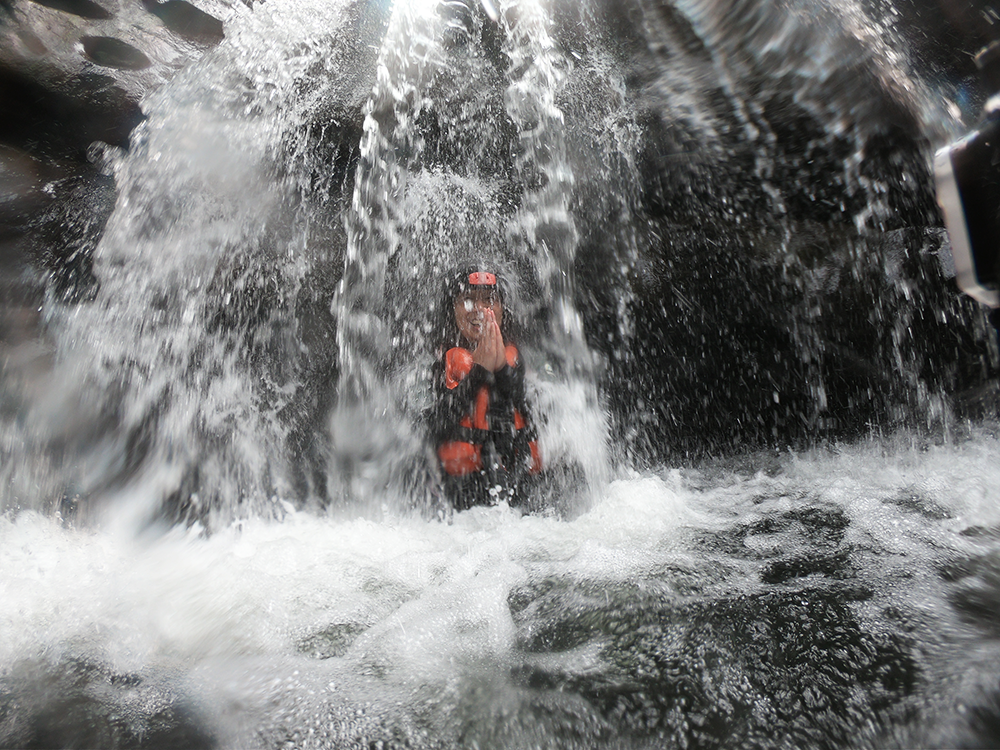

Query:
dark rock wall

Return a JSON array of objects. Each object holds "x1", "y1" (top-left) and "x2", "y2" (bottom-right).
[
  {"x1": 571, "y1": 0, "x2": 1000, "y2": 462},
  {"x1": 0, "y1": 0, "x2": 231, "y2": 316}
]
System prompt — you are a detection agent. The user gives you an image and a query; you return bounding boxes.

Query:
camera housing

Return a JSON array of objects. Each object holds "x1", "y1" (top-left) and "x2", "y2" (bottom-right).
[{"x1": 935, "y1": 43, "x2": 1000, "y2": 310}]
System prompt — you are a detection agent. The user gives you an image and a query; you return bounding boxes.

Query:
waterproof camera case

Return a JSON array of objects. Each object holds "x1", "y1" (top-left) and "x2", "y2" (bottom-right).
[
  {"x1": 935, "y1": 102, "x2": 1000, "y2": 308},
  {"x1": 935, "y1": 43, "x2": 1000, "y2": 309}
]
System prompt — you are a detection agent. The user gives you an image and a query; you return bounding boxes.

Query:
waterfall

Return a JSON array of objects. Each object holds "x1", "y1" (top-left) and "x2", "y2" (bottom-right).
[
  {"x1": 3, "y1": 0, "x2": 994, "y2": 525},
  {"x1": 1, "y1": 0, "x2": 995, "y2": 526},
  {"x1": 331, "y1": 0, "x2": 610, "y2": 512},
  {"x1": 0, "y1": 0, "x2": 388, "y2": 528},
  {"x1": 3, "y1": 0, "x2": 1000, "y2": 748}
]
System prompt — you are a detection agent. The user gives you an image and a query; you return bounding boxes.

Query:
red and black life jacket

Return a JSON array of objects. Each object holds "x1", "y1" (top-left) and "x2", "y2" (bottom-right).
[{"x1": 436, "y1": 344, "x2": 542, "y2": 478}]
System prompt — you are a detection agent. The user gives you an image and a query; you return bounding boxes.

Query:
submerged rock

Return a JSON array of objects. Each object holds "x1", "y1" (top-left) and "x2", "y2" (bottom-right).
[
  {"x1": 0, "y1": 656, "x2": 217, "y2": 750},
  {"x1": 508, "y1": 578, "x2": 915, "y2": 749}
]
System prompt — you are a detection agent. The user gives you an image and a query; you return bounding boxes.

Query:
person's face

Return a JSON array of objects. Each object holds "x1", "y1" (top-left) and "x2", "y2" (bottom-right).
[{"x1": 454, "y1": 288, "x2": 503, "y2": 343}]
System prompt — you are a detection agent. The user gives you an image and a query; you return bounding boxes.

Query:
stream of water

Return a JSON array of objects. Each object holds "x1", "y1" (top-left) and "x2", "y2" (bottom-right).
[{"x1": 3, "y1": 433, "x2": 1000, "y2": 748}]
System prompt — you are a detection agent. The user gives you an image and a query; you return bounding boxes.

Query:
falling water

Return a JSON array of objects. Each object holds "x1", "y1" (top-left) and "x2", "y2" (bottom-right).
[
  {"x1": 2, "y1": 0, "x2": 1000, "y2": 747},
  {"x1": 331, "y1": 0, "x2": 608, "y2": 509},
  {"x1": 2, "y1": 0, "x2": 388, "y2": 528}
]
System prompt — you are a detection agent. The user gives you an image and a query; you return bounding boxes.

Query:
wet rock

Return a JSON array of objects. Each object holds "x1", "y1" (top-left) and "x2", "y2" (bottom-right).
[
  {"x1": 0, "y1": 66, "x2": 144, "y2": 157},
  {"x1": 885, "y1": 489, "x2": 954, "y2": 520},
  {"x1": 949, "y1": 686, "x2": 1000, "y2": 750},
  {"x1": 297, "y1": 622, "x2": 370, "y2": 659},
  {"x1": 142, "y1": 0, "x2": 224, "y2": 43},
  {"x1": 0, "y1": 0, "x2": 234, "y2": 370},
  {"x1": 509, "y1": 581, "x2": 918, "y2": 749},
  {"x1": 450, "y1": 678, "x2": 615, "y2": 750},
  {"x1": 959, "y1": 524, "x2": 1000, "y2": 541},
  {"x1": 947, "y1": 549, "x2": 1000, "y2": 636},
  {"x1": 0, "y1": 0, "x2": 235, "y2": 249},
  {"x1": 28, "y1": 0, "x2": 111, "y2": 20},
  {"x1": 760, "y1": 548, "x2": 856, "y2": 585},
  {"x1": 0, "y1": 0, "x2": 235, "y2": 157},
  {"x1": 0, "y1": 144, "x2": 61, "y2": 232},
  {"x1": 0, "y1": 656, "x2": 217, "y2": 750},
  {"x1": 749, "y1": 505, "x2": 852, "y2": 546},
  {"x1": 31, "y1": 162, "x2": 114, "y2": 301},
  {"x1": 0, "y1": 144, "x2": 110, "y2": 301},
  {"x1": 954, "y1": 379, "x2": 1000, "y2": 420},
  {"x1": 81, "y1": 35, "x2": 153, "y2": 70},
  {"x1": 574, "y1": 0, "x2": 1000, "y2": 460},
  {"x1": 700, "y1": 502, "x2": 853, "y2": 569}
]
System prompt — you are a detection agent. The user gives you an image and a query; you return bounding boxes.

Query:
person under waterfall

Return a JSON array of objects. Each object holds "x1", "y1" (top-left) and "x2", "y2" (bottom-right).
[{"x1": 428, "y1": 266, "x2": 542, "y2": 510}]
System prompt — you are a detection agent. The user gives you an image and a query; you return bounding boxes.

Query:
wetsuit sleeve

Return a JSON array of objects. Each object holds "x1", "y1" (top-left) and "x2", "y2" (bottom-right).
[
  {"x1": 492, "y1": 345, "x2": 535, "y2": 439},
  {"x1": 491, "y1": 345, "x2": 525, "y2": 408},
  {"x1": 492, "y1": 344, "x2": 542, "y2": 475}
]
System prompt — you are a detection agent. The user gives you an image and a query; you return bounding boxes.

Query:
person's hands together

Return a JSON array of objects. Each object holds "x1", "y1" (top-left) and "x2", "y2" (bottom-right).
[{"x1": 472, "y1": 309, "x2": 506, "y2": 372}]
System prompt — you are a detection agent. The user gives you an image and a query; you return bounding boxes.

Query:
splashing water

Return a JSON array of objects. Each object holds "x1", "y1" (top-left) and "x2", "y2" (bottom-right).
[
  {"x1": 3, "y1": 431, "x2": 1000, "y2": 748},
  {"x1": 2, "y1": 0, "x2": 1000, "y2": 747},
  {"x1": 2, "y1": 0, "x2": 388, "y2": 528},
  {"x1": 330, "y1": 0, "x2": 609, "y2": 511}
]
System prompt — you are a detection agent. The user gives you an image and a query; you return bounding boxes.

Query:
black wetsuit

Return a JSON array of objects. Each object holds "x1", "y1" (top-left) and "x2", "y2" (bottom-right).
[{"x1": 429, "y1": 344, "x2": 541, "y2": 510}]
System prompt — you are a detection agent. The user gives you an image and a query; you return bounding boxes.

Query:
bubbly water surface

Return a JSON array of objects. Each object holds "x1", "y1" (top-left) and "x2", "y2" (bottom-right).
[{"x1": 4, "y1": 429, "x2": 1000, "y2": 748}]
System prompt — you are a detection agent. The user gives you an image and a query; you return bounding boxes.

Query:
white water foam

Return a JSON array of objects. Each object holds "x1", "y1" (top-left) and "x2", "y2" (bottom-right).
[{"x1": 3, "y1": 429, "x2": 997, "y2": 675}]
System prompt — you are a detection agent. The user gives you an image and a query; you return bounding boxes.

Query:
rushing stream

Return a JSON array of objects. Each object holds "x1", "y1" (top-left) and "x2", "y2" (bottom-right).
[
  {"x1": 3, "y1": 434, "x2": 1000, "y2": 748},
  {"x1": 2, "y1": 0, "x2": 1000, "y2": 747}
]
